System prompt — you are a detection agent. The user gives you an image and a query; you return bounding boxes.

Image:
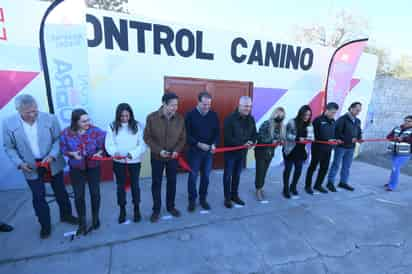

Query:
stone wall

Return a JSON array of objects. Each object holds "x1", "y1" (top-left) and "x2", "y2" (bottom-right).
[{"x1": 359, "y1": 75, "x2": 412, "y2": 175}]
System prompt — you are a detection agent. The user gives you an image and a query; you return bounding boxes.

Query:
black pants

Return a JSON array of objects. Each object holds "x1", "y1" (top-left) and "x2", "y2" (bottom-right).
[
  {"x1": 69, "y1": 167, "x2": 101, "y2": 219},
  {"x1": 151, "y1": 158, "x2": 178, "y2": 214},
  {"x1": 26, "y1": 171, "x2": 72, "y2": 229},
  {"x1": 305, "y1": 149, "x2": 332, "y2": 188},
  {"x1": 223, "y1": 152, "x2": 245, "y2": 200},
  {"x1": 283, "y1": 159, "x2": 304, "y2": 191},
  {"x1": 255, "y1": 153, "x2": 273, "y2": 190},
  {"x1": 113, "y1": 162, "x2": 141, "y2": 207}
]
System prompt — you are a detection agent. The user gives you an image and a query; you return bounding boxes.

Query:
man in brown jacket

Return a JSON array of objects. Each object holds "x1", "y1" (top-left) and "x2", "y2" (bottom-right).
[{"x1": 144, "y1": 92, "x2": 186, "y2": 223}]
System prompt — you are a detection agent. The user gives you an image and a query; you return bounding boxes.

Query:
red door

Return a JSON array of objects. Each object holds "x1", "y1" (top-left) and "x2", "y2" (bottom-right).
[{"x1": 164, "y1": 76, "x2": 253, "y2": 169}]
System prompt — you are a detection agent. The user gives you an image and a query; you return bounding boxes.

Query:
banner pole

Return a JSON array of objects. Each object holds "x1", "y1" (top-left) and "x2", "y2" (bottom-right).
[{"x1": 39, "y1": 0, "x2": 65, "y2": 114}]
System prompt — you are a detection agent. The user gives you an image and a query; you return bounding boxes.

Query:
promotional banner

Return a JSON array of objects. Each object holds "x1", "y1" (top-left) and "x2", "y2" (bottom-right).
[
  {"x1": 325, "y1": 39, "x2": 369, "y2": 116},
  {"x1": 43, "y1": 0, "x2": 89, "y2": 128}
]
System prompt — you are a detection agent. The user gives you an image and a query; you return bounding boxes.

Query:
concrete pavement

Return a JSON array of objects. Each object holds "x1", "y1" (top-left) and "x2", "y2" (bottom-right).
[{"x1": 1, "y1": 161, "x2": 412, "y2": 274}]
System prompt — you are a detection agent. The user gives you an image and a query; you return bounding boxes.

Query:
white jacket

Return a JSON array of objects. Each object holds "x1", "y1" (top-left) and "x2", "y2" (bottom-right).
[{"x1": 105, "y1": 123, "x2": 147, "y2": 164}]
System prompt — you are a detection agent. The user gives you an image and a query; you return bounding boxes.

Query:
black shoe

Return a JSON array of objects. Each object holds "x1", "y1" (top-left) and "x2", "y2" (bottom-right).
[
  {"x1": 187, "y1": 201, "x2": 196, "y2": 212},
  {"x1": 231, "y1": 196, "x2": 245, "y2": 206},
  {"x1": 61, "y1": 215, "x2": 79, "y2": 225},
  {"x1": 40, "y1": 227, "x2": 51, "y2": 239},
  {"x1": 76, "y1": 217, "x2": 87, "y2": 236},
  {"x1": 283, "y1": 188, "x2": 291, "y2": 199},
  {"x1": 92, "y1": 217, "x2": 100, "y2": 230},
  {"x1": 290, "y1": 184, "x2": 298, "y2": 196},
  {"x1": 224, "y1": 200, "x2": 233, "y2": 208},
  {"x1": 168, "y1": 208, "x2": 181, "y2": 218},
  {"x1": 133, "y1": 206, "x2": 141, "y2": 223},
  {"x1": 150, "y1": 212, "x2": 160, "y2": 223},
  {"x1": 291, "y1": 189, "x2": 299, "y2": 196},
  {"x1": 305, "y1": 186, "x2": 314, "y2": 195},
  {"x1": 0, "y1": 223, "x2": 13, "y2": 232},
  {"x1": 118, "y1": 206, "x2": 126, "y2": 224},
  {"x1": 314, "y1": 185, "x2": 328, "y2": 193},
  {"x1": 326, "y1": 183, "x2": 337, "y2": 192},
  {"x1": 200, "y1": 200, "x2": 211, "y2": 211},
  {"x1": 338, "y1": 182, "x2": 354, "y2": 191}
]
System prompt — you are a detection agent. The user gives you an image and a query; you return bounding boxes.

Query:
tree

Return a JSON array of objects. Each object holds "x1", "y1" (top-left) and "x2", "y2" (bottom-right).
[
  {"x1": 293, "y1": 9, "x2": 396, "y2": 76},
  {"x1": 392, "y1": 55, "x2": 412, "y2": 79},
  {"x1": 364, "y1": 45, "x2": 392, "y2": 76},
  {"x1": 293, "y1": 9, "x2": 369, "y2": 48},
  {"x1": 39, "y1": 0, "x2": 129, "y2": 13}
]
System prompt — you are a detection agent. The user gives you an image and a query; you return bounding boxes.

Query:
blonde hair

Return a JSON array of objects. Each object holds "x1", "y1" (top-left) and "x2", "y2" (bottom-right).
[{"x1": 269, "y1": 107, "x2": 285, "y2": 139}]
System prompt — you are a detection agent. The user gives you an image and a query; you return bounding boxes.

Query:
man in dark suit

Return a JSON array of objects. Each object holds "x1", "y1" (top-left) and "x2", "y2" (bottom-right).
[{"x1": 223, "y1": 96, "x2": 257, "y2": 208}]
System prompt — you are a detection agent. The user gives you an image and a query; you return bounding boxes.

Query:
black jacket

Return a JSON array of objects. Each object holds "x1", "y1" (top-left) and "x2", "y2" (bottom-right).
[
  {"x1": 312, "y1": 114, "x2": 336, "y2": 152},
  {"x1": 224, "y1": 110, "x2": 257, "y2": 155},
  {"x1": 335, "y1": 113, "x2": 362, "y2": 149}
]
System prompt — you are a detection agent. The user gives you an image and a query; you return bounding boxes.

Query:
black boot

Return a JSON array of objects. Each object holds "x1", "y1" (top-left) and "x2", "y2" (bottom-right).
[
  {"x1": 133, "y1": 205, "x2": 141, "y2": 223},
  {"x1": 305, "y1": 185, "x2": 314, "y2": 195},
  {"x1": 118, "y1": 206, "x2": 126, "y2": 224},
  {"x1": 76, "y1": 217, "x2": 87, "y2": 236},
  {"x1": 92, "y1": 213, "x2": 100, "y2": 230},
  {"x1": 283, "y1": 183, "x2": 291, "y2": 199},
  {"x1": 314, "y1": 184, "x2": 328, "y2": 193},
  {"x1": 290, "y1": 182, "x2": 299, "y2": 196}
]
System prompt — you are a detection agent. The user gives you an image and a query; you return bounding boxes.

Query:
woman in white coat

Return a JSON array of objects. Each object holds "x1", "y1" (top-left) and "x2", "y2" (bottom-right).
[{"x1": 105, "y1": 103, "x2": 146, "y2": 223}]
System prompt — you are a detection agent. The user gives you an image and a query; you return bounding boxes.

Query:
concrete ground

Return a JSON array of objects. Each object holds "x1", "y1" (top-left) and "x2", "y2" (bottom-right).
[{"x1": 1, "y1": 160, "x2": 412, "y2": 274}]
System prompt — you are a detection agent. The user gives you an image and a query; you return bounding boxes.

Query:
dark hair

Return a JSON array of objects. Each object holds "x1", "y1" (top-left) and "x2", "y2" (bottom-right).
[
  {"x1": 405, "y1": 115, "x2": 412, "y2": 120},
  {"x1": 70, "y1": 108, "x2": 88, "y2": 132},
  {"x1": 162, "y1": 92, "x2": 179, "y2": 105},
  {"x1": 326, "y1": 102, "x2": 339, "y2": 111},
  {"x1": 198, "y1": 91, "x2": 212, "y2": 102},
  {"x1": 111, "y1": 103, "x2": 138, "y2": 135},
  {"x1": 295, "y1": 105, "x2": 312, "y2": 130},
  {"x1": 348, "y1": 102, "x2": 362, "y2": 111}
]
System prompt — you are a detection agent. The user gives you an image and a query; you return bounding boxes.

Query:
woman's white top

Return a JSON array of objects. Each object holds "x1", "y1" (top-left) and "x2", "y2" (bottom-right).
[{"x1": 105, "y1": 122, "x2": 147, "y2": 164}]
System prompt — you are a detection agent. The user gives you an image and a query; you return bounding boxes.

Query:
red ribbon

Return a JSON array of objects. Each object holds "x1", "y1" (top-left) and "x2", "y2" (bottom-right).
[
  {"x1": 35, "y1": 161, "x2": 52, "y2": 182},
  {"x1": 86, "y1": 138, "x2": 395, "y2": 176},
  {"x1": 89, "y1": 155, "x2": 132, "y2": 190}
]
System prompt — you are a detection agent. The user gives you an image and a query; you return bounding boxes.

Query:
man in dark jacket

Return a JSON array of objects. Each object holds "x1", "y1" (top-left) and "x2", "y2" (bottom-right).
[
  {"x1": 223, "y1": 96, "x2": 257, "y2": 208},
  {"x1": 185, "y1": 91, "x2": 220, "y2": 212},
  {"x1": 144, "y1": 92, "x2": 186, "y2": 223},
  {"x1": 327, "y1": 102, "x2": 363, "y2": 192},
  {"x1": 305, "y1": 102, "x2": 339, "y2": 194}
]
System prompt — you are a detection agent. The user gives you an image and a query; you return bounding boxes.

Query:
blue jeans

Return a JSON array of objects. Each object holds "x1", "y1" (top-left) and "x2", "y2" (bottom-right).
[
  {"x1": 327, "y1": 147, "x2": 355, "y2": 185},
  {"x1": 27, "y1": 171, "x2": 72, "y2": 229},
  {"x1": 151, "y1": 158, "x2": 178, "y2": 213},
  {"x1": 187, "y1": 148, "x2": 213, "y2": 202},
  {"x1": 223, "y1": 152, "x2": 245, "y2": 200},
  {"x1": 388, "y1": 155, "x2": 411, "y2": 189}
]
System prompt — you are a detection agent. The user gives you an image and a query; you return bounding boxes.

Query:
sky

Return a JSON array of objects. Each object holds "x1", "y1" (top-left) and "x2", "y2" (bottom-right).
[{"x1": 128, "y1": 0, "x2": 411, "y2": 60}]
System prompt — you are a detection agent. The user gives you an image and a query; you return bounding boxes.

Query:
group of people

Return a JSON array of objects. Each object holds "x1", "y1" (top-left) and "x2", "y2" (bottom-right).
[{"x1": 1, "y1": 92, "x2": 411, "y2": 238}]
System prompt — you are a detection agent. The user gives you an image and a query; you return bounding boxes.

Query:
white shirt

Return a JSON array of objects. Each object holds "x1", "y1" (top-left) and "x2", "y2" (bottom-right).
[
  {"x1": 105, "y1": 122, "x2": 147, "y2": 164},
  {"x1": 21, "y1": 119, "x2": 41, "y2": 159}
]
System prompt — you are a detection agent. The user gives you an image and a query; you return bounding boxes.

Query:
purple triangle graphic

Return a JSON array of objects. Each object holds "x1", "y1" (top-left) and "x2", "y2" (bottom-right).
[
  {"x1": 349, "y1": 78, "x2": 360, "y2": 91},
  {"x1": 252, "y1": 87, "x2": 287, "y2": 121}
]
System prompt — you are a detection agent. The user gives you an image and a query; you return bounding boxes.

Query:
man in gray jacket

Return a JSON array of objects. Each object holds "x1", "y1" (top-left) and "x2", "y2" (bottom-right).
[{"x1": 2, "y1": 94, "x2": 77, "y2": 239}]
